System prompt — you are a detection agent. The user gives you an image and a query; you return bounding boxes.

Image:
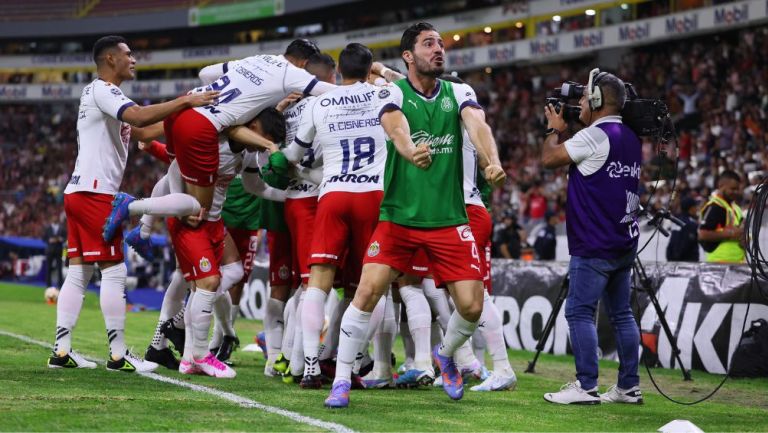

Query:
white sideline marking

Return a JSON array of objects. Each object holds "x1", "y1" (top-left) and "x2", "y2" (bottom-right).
[{"x1": 0, "y1": 330, "x2": 356, "y2": 433}]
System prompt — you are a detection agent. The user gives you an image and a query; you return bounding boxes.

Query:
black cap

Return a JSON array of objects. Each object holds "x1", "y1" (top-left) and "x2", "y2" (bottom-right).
[{"x1": 681, "y1": 197, "x2": 697, "y2": 212}]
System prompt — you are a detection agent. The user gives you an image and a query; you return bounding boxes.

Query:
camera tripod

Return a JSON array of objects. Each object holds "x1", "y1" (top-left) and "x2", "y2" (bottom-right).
[{"x1": 525, "y1": 259, "x2": 692, "y2": 381}]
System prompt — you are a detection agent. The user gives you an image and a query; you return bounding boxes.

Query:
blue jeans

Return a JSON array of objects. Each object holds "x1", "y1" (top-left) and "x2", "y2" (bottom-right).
[{"x1": 565, "y1": 252, "x2": 640, "y2": 390}]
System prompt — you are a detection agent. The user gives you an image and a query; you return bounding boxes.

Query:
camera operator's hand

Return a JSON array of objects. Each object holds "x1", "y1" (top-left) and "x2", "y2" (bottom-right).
[
  {"x1": 484, "y1": 164, "x2": 506, "y2": 187},
  {"x1": 544, "y1": 103, "x2": 567, "y2": 134}
]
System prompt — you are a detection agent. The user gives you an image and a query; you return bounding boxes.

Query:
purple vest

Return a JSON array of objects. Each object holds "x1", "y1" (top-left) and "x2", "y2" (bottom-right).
[{"x1": 566, "y1": 121, "x2": 641, "y2": 258}]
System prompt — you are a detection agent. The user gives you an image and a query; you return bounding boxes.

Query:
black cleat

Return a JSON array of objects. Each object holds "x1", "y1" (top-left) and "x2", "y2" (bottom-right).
[
  {"x1": 145, "y1": 346, "x2": 180, "y2": 370},
  {"x1": 299, "y1": 374, "x2": 323, "y2": 389},
  {"x1": 215, "y1": 335, "x2": 240, "y2": 363},
  {"x1": 160, "y1": 319, "x2": 185, "y2": 354}
]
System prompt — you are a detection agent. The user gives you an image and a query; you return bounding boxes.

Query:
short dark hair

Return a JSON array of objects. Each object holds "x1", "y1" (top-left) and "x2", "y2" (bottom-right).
[
  {"x1": 719, "y1": 170, "x2": 741, "y2": 184},
  {"x1": 399, "y1": 22, "x2": 436, "y2": 53},
  {"x1": 254, "y1": 107, "x2": 286, "y2": 144},
  {"x1": 595, "y1": 72, "x2": 626, "y2": 110},
  {"x1": 284, "y1": 39, "x2": 320, "y2": 61},
  {"x1": 338, "y1": 43, "x2": 372, "y2": 80},
  {"x1": 306, "y1": 53, "x2": 336, "y2": 77},
  {"x1": 92, "y1": 35, "x2": 127, "y2": 64}
]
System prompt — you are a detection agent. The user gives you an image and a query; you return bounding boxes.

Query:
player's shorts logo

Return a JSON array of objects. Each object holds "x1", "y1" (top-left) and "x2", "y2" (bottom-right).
[
  {"x1": 441, "y1": 96, "x2": 454, "y2": 112},
  {"x1": 378, "y1": 89, "x2": 390, "y2": 99},
  {"x1": 279, "y1": 265, "x2": 290, "y2": 280},
  {"x1": 199, "y1": 256, "x2": 212, "y2": 273},
  {"x1": 456, "y1": 225, "x2": 475, "y2": 242},
  {"x1": 367, "y1": 241, "x2": 380, "y2": 257}
]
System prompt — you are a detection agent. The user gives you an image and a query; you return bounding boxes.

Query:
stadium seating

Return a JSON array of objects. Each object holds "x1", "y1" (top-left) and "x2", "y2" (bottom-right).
[{"x1": 0, "y1": 0, "x2": 79, "y2": 22}]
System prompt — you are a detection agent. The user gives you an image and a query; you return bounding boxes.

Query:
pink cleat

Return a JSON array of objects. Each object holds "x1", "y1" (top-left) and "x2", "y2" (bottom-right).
[
  {"x1": 194, "y1": 352, "x2": 236, "y2": 378},
  {"x1": 179, "y1": 359, "x2": 202, "y2": 375}
]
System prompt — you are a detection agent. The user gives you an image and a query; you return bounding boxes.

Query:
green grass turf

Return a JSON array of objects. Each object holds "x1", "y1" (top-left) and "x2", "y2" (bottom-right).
[{"x1": 0, "y1": 281, "x2": 767, "y2": 432}]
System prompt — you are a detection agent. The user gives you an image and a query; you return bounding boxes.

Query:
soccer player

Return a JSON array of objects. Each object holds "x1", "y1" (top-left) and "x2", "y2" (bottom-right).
[
  {"x1": 324, "y1": 23, "x2": 506, "y2": 408},
  {"x1": 48, "y1": 35, "x2": 217, "y2": 371}
]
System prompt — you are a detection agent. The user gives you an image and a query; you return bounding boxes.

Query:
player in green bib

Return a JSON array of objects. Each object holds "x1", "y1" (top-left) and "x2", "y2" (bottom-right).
[{"x1": 326, "y1": 22, "x2": 506, "y2": 409}]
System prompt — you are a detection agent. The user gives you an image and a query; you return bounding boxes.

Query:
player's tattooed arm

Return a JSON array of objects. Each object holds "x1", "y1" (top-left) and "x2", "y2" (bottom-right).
[
  {"x1": 380, "y1": 109, "x2": 431, "y2": 169},
  {"x1": 371, "y1": 62, "x2": 405, "y2": 83},
  {"x1": 461, "y1": 106, "x2": 505, "y2": 187}
]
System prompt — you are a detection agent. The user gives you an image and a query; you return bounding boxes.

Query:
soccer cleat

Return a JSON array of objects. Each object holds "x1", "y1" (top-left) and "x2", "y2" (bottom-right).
[
  {"x1": 470, "y1": 371, "x2": 517, "y2": 392},
  {"x1": 272, "y1": 353, "x2": 289, "y2": 375},
  {"x1": 397, "y1": 361, "x2": 414, "y2": 374},
  {"x1": 125, "y1": 226, "x2": 154, "y2": 261},
  {"x1": 179, "y1": 359, "x2": 202, "y2": 375},
  {"x1": 255, "y1": 331, "x2": 267, "y2": 358},
  {"x1": 193, "y1": 352, "x2": 236, "y2": 378},
  {"x1": 600, "y1": 384, "x2": 643, "y2": 404},
  {"x1": 299, "y1": 374, "x2": 323, "y2": 389},
  {"x1": 395, "y1": 368, "x2": 435, "y2": 388},
  {"x1": 103, "y1": 192, "x2": 135, "y2": 242},
  {"x1": 459, "y1": 358, "x2": 483, "y2": 381},
  {"x1": 324, "y1": 381, "x2": 351, "y2": 409},
  {"x1": 160, "y1": 319, "x2": 185, "y2": 354},
  {"x1": 362, "y1": 372, "x2": 394, "y2": 389},
  {"x1": 544, "y1": 381, "x2": 601, "y2": 405},
  {"x1": 145, "y1": 346, "x2": 180, "y2": 370},
  {"x1": 432, "y1": 345, "x2": 464, "y2": 400},
  {"x1": 107, "y1": 350, "x2": 159, "y2": 373},
  {"x1": 47, "y1": 350, "x2": 97, "y2": 369},
  {"x1": 319, "y1": 358, "x2": 336, "y2": 382},
  {"x1": 216, "y1": 335, "x2": 240, "y2": 363}
]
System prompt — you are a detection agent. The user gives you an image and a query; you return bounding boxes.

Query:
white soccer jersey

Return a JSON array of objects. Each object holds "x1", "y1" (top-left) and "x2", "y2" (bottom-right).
[
  {"x1": 192, "y1": 55, "x2": 328, "y2": 132},
  {"x1": 208, "y1": 138, "x2": 245, "y2": 221},
  {"x1": 294, "y1": 81, "x2": 390, "y2": 197},
  {"x1": 284, "y1": 97, "x2": 321, "y2": 199},
  {"x1": 64, "y1": 79, "x2": 136, "y2": 195},
  {"x1": 462, "y1": 130, "x2": 485, "y2": 207}
]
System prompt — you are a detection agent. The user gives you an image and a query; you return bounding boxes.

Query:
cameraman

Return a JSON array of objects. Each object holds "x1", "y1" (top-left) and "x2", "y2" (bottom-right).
[{"x1": 540, "y1": 70, "x2": 642, "y2": 405}]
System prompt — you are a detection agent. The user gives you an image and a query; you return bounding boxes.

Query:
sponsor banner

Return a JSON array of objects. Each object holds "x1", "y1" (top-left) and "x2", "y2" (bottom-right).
[
  {"x1": 0, "y1": 79, "x2": 202, "y2": 102},
  {"x1": 189, "y1": 0, "x2": 284, "y2": 27},
  {"x1": 491, "y1": 259, "x2": 768, "y2": 374}
]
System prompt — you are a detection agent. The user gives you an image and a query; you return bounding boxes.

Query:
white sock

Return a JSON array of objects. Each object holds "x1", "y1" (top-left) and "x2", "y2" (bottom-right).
[
  {"x1": 139, "y1": 174, "x2": 170, "y2": 239},
  {"x1": 334, "y1": 304, "x2": 371, "y2": 385},
  {"x1": 430, "y1": 321, "x2": 443, "y2": 349},
  {"x1": 210, "y1": 291, "x2": 235, "y2": 350},
  {"x1": 290, "y1": 292, "x2": 305, "y2": 377},
  {"x1": 54, "y1": 264, "x2": 93, "y2": 354},
  {"x1": 100, "y1": 263, "x2": 128, "y2": 359},
  {"x1": 472, "y1": 329, "x2": 486, "y2": 366},
  {"x1": 128, "y1": 193, "x2": 201, "y2": 218},
  {"x1": 399, "y1": 284, "x2": 432, "y2": 371},
  {"x1": 151, "y1": 269, "x2": 185, "y2": 350},
  {"x1": 302, "y1": 287, "x2": 327, "y2": 377},
  {"x1": 189, "y1": 289, "x2": 216, "y2": 359},
  {"x1": 218, "y1": 262, "x2": 244, "y2": 296},
  {"x1": 265, "y1": 297, "x2": 286, "y2": 361},
  {"x1": 479, "y1": 291, "x2": 513, "y2": 374},
  {"x1": 439, "y1": 310, "x2": 478, "y2": 358},
  {"x1": 320, "y1": 296, "x2": 349, "y2": 361},
  {"x1": 280, "y1": 292, "x2": 298, "y2": 361},
  {"x1": 372, "y1": 293, "x2": 396, "y2": 377},
  {"x1": 399, "y1": 316, "x2": 415, "y2": 366},
  {"x1": 182, "y1": 291, "x2": 195, "y2": 361},
  {"x1": 422, "y1": 278, "x2": 451, "y2": 333}
]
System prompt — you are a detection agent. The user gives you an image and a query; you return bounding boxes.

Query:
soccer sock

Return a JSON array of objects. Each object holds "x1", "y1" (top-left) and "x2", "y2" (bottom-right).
[
  {"x1": 290, "y1": 292, "x2": 305, "y2": 377},
  {"x1": 100, "y1": 263, "x2": 128, "y2": 359},
  {"x1": 320, "y1": 296, "x2": 349, "y2": 361},
  {"x1": 139, "y1": 174, "x2": 171, "y2": 239},
  {"x1": 439, "y1": 310, "x2": 478, "y2": 358},
  {"x1": 372, "y1": 293, "x2": 396, "y2": 378},
  {"x1": 151, "y1": 269, "x2": 185, "y2": 350},
  {"x1": 128, "y1": 193, "x2": 201, "y2": 218},
  {"x1": 280, "y1": 292, "x2": 298, "y2": 361},
  {"x1": 209, "y1": 292, "x2": 234, "y2": 350},
  {"x1": 265, "y1": 297, "x2": 286, "y2": 362},
  {"x1": 422, "y1": 278, "x2": 451, "y2": 333},
  {"x1": 302, "y1": 287, "x2": 327, "y2": 377},
  {"x1": 472, "y1": 328, "x2": 486, "y2": 367},
  {"x1": 218, "y1": 262, "x2": 244, "y2": 296},
  {"x1": 182, "y1": 291, "x2": 195, "y2": 362},
  {"x1": 189, "y1": 289, "x2": 215, "y2": 360},
  {"x1": 399, "y1": 284, "x2": 433, "y2": 371},
  {"x1": 139, "y1": 217, "x2": 154, "y2": 239},
  {"x1": 54, "y1": 264, "x2": 93, "y2": 354},
  {"x1": 430, "y1": 321, "x2": 443, "y2": 349},
  {"x1": 399, "y1": 310, "x2": 415, "y2": 366},
  {"x1": 334, "y1": 304, "x2": 371, "y2": 386},
  {"x1": 479, "y1": 291, "x2": 513, "y2": 374}
]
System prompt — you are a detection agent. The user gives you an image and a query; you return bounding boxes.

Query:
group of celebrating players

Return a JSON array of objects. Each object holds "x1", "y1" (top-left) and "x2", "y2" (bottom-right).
[{"x1": 48, "y1": 21, "x2": 518, "y2": 408}]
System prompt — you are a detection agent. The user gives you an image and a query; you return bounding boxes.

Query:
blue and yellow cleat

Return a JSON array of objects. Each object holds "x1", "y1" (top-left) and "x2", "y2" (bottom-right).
[
  {"x1": 395, "y1": 368, "x2": 434, "y2": 388},
  {"x1": 255, "y1": 331, "x2": 267, "y2": 358},
  {"x1": 432, "y1": 345, "x2": 464, "y2": 400},
  {"x1": 103, "y1": 192, "x2": 135, "y2": 242},
  {"x1": 125, "y1": 226, "x2": 154, "y2": 261},
  {"x1": 324, "y1": 380, "x2": 351, "y2": 408}
]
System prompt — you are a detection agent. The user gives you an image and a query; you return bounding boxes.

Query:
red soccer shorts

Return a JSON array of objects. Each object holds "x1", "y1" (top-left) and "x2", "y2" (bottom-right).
[
  {"x1": 267, "y1": 230, "x2": 293, "y2": 287},
  {"x1": 227, "y1": 227, "x2": 261, "y2": 283},
  {"x1": 309, "y1": 191, "x2": 383, "y2": 287},
  {"x1": 407, "y1": 248, "x2": 431, "y2": 278},
  {"x1": 166, "y1": 108, "x2": 219, "y2": 187},
  {"x1": 64, "y1": 192, "x2": 124, "y2": 262},
  {"x1": 467, "y1": 204, "x2": 493, "y2": 292},
  {"x1": 167, "y1": 218, "x2": 225, "y2": 282},
  {"x1": 363, "y1": 221, "x2": 482, "y2": 283},
  {"x1": 285, "y1": 196, "x2": 318, "y2": 285}
]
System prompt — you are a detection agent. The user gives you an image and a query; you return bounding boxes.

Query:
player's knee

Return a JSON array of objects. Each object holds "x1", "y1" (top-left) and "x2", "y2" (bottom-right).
[
  {"x1": 195, "y1": 275, "x2": 220, "y2": 292},
  {"x1": 457, "y1": 299, "x2": 483, "y2": 322}
]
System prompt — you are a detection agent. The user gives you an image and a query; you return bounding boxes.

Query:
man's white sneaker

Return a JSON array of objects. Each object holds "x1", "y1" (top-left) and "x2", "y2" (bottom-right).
[
  {"x1": 544, "y1": 381, "x2": 601, "y2": 405},
  {"x1": 601, "y1": 384, "x2": 643, "y2": 404},
  {"x1": 194, "y1": 352, "x2": 236, "y2": 378},
  {"x1": 470, "y1": 371, "x2": 517, "y2": 391}
]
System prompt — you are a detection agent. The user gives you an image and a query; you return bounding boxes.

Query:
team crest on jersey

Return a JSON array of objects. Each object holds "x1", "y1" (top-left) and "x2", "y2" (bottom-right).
[
  {"x1": 199, "y1": 257, "x2": 212, "y2": 273},
  {"x1": 367, "y1": 241, "x2": 380, "y2": 257},
  {"x1": 440, "y1": 96, "x2": 454, "y2": 112},
  {"x1": 378, "y1": 89, "x2": 390, "y2": 99},
  {"x1": 279, "y1": 265, "x2": 290, "y2": 280},
  {"x1": 110, "y1": 88, "x2": 121, "y2": 96},
  {"x1": 456, "y1": 225, "x2": 475, "y2": 242}
]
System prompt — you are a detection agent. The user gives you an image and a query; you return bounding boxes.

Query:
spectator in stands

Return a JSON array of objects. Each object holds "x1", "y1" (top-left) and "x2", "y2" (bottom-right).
[
  {"x1": 698, "y1": 170, "x2": 745, "y2": 263},
  {"x1": 532, "y1": 210, "x2": 558, "y2": 261},
  {"x1": 666, "y1": 197, "x2": 700, "y2": 262},
  {"x1": 493, "y1": 210, "x2": 525, "y2": 259},
  {"x1": 43, "y1": 212, "x2": 66, "y2": 288}
]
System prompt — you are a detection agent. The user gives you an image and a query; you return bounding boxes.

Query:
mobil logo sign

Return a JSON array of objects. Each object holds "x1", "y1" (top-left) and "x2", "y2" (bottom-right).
[
  {"x1": 714, "y1": 4, "x2": 749, "y2": 25},
  {"x1": 665, "y1": 13, "x2": 698, "y2": 34}
]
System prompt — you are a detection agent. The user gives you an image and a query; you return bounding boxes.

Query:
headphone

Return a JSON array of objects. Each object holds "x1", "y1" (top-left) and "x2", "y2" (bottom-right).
[{"x1": 586, "y1": 67, "x2": 609, "y2": 111}]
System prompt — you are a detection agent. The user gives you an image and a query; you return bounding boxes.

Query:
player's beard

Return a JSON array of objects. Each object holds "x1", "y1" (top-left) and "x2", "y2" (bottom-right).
[{"x1": 413, "y1": 55, "x2": 444, "y2": 78}]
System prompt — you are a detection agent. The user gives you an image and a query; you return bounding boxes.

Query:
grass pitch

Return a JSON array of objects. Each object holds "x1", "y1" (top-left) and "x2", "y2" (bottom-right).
[{"x1": 0, "y1": 281, "x2": 766, "y2": 432}]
